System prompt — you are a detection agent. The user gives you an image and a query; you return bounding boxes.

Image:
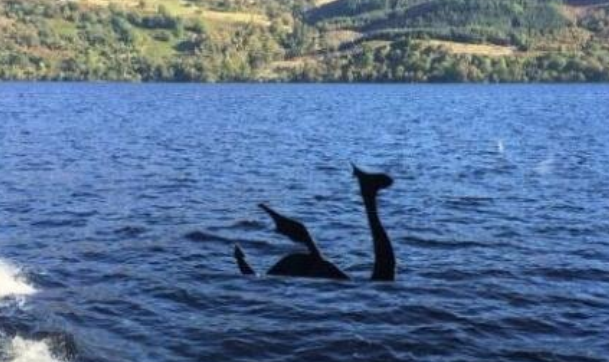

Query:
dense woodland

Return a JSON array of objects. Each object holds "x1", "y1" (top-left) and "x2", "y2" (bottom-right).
[{"x1": 1, "y1": 0, "x2": 609, "y2": 82}]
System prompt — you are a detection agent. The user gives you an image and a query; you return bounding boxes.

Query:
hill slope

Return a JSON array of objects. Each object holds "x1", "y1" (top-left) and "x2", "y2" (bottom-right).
[{"x1": 1, "y1": 0, "x2": 609, "y2": 82}]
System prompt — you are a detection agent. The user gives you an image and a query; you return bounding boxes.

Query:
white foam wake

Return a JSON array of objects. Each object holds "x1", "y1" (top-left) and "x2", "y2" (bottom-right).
[
  {"x1": 0, "y1": 261, "x2": 59, "y2": 362},
  {"x1": 0, "y1": 260, "x2": 36, "y2": 300},
  {"x1": 4, "y1": 336, "x2": 63, "y2": 362}
]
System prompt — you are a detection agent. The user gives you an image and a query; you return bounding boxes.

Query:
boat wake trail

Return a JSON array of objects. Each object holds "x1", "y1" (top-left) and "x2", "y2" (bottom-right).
[
  {"x1": 0, "y1": 260, "x2": 35, "y2": 301},
  {"x1": 0, "y1": 337, "x2": 62, "y2": 362},
  {"x1": 0, "y1": 259, "x2": 65, "y2": 362}
]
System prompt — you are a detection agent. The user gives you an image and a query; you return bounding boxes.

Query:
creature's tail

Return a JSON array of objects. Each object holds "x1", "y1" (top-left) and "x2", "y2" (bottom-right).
[{"x1": 234, "y1": 244, "x2": 256, "y2": 276}]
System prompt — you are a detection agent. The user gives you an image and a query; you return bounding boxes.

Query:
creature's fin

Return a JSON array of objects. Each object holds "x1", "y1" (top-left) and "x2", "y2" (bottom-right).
[
  {"x1": 234, "y1": 244, "x2": 256, "y2": 276},
  {"x1": 258, "y1": 204, "x2": 321, "y2": 257}
]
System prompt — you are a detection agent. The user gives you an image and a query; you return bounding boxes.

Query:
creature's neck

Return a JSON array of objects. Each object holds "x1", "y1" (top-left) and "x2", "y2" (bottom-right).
[{"x1": 363, "y1": 191, "x2": 395, "y2": 281}]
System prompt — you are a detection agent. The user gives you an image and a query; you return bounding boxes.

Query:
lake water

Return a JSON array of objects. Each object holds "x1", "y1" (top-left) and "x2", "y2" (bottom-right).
[{"x1": 0, "y1": 84, "x2": 608, "y2": 362}]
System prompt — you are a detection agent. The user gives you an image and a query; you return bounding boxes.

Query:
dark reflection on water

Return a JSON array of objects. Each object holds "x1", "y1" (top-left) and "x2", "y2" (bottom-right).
[{"x1": 1, "y1": 84, "x2": 609, "y2": 362}]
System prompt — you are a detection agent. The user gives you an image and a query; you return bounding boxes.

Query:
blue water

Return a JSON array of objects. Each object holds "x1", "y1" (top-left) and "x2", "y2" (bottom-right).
[{"x1": 0, "y1": 84, "x2": 608, "y2": 362}]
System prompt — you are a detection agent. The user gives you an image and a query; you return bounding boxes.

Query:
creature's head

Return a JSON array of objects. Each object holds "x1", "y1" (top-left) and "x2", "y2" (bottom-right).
[{"x1": 351, "y1": 163, "x2": 394, "y2": 192}]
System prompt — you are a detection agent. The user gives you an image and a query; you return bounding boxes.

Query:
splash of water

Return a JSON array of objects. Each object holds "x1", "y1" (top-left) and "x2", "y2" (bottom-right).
[
  {"x1": 0, "y1": 260, "x2": 36, "y2": 300},
  {"x1": 497, "y1": 139, "x2": 505, "y2": 154},
  {"x1": 4, "y1": 337, "x2": 63, "y2": 362},
  {"x1": 535, "y1": 156, "x2": 555, "y2": 175}
]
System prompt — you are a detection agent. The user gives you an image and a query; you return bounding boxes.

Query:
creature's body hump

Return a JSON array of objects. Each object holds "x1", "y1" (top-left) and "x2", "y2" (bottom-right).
[{"x1": 268, "y1": 254, "x2": 349, "y2": 280}]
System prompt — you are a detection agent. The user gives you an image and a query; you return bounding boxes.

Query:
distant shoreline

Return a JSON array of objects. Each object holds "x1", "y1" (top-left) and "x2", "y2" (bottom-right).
[
  {"x1": 1, "y1": 80, "x2": 609, "y2": 85},
  {"x1": 2, "y1": 0, "x2": 609, "y2": 84}
]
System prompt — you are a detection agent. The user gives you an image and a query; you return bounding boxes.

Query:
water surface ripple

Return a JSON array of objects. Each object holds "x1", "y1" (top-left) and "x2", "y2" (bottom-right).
[{"x1": 0, "y1": 84, "x2": 608, "y2": 362}]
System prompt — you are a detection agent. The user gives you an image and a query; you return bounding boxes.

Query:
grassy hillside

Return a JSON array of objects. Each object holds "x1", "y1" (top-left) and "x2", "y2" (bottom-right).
[{"x1": 0, "y1": 0, "x2": 609, "y2": 82}]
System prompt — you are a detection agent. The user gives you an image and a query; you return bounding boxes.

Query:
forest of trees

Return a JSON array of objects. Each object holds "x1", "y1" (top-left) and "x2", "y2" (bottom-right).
[{"x1": 0, "y1": 0, "x2": 608, "y2": 82}]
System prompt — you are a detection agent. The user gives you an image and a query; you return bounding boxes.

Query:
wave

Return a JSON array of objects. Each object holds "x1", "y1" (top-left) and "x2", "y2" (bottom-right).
[
  {"x1": 1, "y1": 336, "x2": 63, "y2": 362},
  {"x1": 0, "y1": 260, "x2": 36, "y2": 300}
]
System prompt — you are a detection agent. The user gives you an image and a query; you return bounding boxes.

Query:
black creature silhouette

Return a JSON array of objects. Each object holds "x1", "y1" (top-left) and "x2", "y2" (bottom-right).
[{"x1": 234, "y1": 164, "x2": 396, "y2": 282}]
